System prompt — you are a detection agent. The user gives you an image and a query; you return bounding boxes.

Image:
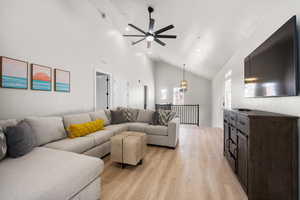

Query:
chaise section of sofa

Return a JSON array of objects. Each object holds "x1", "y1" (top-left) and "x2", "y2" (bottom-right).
[{"x1": 0, "y1": 147, "x2": 103, "y2": 200}]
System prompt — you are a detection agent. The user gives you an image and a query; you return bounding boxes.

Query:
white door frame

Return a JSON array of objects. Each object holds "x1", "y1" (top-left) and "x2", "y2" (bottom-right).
[{"x1": 94, "y1": 68, "x2": 113, "y2": 111}]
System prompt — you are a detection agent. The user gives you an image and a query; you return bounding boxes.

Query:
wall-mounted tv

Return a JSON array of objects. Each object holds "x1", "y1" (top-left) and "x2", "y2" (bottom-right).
[{"x1": 244, "y1": 16, "x2": 299, "y2": 97}]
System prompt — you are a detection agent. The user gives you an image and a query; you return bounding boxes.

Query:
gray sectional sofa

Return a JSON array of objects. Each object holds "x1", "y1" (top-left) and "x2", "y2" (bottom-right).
[{"x1": 0, "y1": 109, "x2": 180, "y2": 200}]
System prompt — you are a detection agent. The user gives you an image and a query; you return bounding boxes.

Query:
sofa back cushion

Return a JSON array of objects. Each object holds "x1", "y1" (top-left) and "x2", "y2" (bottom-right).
[
  {"x1": 136, "y1": 110, "x2": 154, "y2": 123},
  {"x1": 5, "y1": 121, "x2": 36, "y2": 158},
  {"x1": 89, "y1": 110, "x2": 110, "y2": 126},
  {"x1": 0, "y1": 128, "x2": 7, "y2": 161},
  {"x1": 63, "y1": 113, "x2": 91, "y2": 129},
  {"x1": 25, "y1": 117, "x2": 66, "y2": 146}
]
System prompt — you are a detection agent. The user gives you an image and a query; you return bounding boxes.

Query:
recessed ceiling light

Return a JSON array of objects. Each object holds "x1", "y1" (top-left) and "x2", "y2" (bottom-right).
[{"x1": 125, "y1": 26, "x2": 130, "y2": 31}]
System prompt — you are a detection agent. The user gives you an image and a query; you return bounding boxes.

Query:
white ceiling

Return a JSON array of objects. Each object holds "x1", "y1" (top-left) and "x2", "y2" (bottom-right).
[{"x1": 92, "y1": 0, "x2": 277, "y2": 79}]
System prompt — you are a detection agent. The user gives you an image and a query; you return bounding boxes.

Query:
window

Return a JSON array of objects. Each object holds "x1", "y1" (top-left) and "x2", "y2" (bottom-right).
[
  {"x1": 173, "y1": 87, "x2": 184, "y2": 105},
  {"x1": 160, "y1": 89, "x2": 168, "y2": 100}
]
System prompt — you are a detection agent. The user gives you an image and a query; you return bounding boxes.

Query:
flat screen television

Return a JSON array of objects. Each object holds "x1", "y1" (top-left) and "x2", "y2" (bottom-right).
[{"x1": 244, "y1": 16, "x2": 299, "y2": 97}]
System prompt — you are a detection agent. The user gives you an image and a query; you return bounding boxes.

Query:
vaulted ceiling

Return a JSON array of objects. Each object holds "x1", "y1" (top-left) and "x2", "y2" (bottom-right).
[{"x1": 91, "y1": 0, "x2": 277, "y2": 79}]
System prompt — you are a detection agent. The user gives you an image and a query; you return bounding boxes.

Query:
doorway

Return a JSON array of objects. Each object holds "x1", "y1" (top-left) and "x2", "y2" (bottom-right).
[{"x1": 95, "y1": 70, "x2": 112, "y2": 110}]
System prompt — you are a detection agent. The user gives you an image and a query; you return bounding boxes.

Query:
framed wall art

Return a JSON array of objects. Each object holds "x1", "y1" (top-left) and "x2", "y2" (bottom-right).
[
  {"x1": 31, "y1": 64, "x2": 52, "y2": 91},
  {"x1": 0, "y1": 56, "x2": 28, "y2": 89},
  {"x1": 54, "y1": 69, "x2": 70, "y2": 92}
]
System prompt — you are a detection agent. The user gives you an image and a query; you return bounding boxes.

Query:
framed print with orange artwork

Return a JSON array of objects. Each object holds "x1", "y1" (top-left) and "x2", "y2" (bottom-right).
[{"x1": 31, "y1": 64, "x2": 52, "y2": 91}]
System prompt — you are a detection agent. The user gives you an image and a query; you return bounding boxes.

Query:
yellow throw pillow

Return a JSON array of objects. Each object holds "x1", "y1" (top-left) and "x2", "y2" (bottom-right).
[{"x1": 67, "y1": 119, "x2": 105, "y2": 138}]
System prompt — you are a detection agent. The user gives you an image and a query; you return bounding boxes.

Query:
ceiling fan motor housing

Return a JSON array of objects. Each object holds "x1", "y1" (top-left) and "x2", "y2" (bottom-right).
[{"x1": 148, "y1": 6, "x2": 154, "y2": 13}]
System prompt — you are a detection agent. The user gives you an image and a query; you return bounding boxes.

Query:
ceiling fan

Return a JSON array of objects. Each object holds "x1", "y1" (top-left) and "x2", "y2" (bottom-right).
[{"x1": 123, "y1": 6, "x2": 177, "y2": 48}]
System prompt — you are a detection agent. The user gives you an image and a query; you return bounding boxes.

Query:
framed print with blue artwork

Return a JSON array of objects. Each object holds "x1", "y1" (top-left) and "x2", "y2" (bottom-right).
[
  {"x1": 0, "y1": 56, "x2": 28, "y2": 89},
  {"x1": 54, "y1": 69, "x2": 70, "y2": 92}
]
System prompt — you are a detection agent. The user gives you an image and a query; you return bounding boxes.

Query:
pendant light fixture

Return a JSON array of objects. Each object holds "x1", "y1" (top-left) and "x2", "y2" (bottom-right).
[{"x1": 180, "y1": 64, "x2": 188, "y2": 92}]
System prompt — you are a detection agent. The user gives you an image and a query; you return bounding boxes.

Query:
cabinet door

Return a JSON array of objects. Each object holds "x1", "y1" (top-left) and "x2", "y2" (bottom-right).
[
  {"x1": 224, "y1": 122, "x2": 230, "y2": 156},
  {"x1": 237, "y1": 131, "x2": 248, "y2": 193}
]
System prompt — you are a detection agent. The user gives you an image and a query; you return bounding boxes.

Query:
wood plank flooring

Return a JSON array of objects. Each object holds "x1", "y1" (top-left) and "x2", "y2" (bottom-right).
[{"x1": 100, "y1": 125, "x2": 247, "y2": 200}]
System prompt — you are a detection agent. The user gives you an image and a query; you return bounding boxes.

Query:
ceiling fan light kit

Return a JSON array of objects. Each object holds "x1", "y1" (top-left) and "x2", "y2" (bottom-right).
[{"x1": 123, "y1": 6, "x2": 177, "y2": 48}]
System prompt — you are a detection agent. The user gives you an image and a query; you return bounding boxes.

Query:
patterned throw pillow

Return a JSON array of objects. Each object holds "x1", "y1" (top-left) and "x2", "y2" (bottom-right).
[
  {"x1": 117, "y1": 107, "x2": 139, "y2": 122},
  {"x1": 0, "y1": 128, "x2": 7, "y2": 161},
  {"x1": 158, "y1": 110, "x2": 176, "y2": 126}
]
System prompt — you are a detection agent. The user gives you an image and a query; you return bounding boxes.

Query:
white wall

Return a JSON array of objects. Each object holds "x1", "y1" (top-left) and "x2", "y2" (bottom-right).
[
  {"x1": 154, "y1": 60, "x2": 212, "y2": 126},
  {"x1": 0, "y1": 0, "x2": 155, "y2": 119},
  {"x1": 212, "y1": 0, "x2": 300, "y2": 127}
]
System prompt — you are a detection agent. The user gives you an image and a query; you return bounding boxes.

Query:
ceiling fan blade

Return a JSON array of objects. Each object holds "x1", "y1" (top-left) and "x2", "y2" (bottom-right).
[
  {"x1": 123, "y1": 35, "x2": 146, "y2": 37},
  {"x1": 147, "y1": 41, "x2": 151, "y2": 48},
  {"x1": 132, "y1": 37, "x2": 146, "y2": 45},
  {"x1": 156, "y1": 35, "x2": 177, "y2": 39},
  {"x1": 128, "y1": 24, "x2": 147, "y2": 34},
  {"x1": 149, "y1": 18, "x2": 155, "y2": 33},
  {"x1": 154, "y1": 25, "x2": 174, "y2": 35},
  {"x1": 154, "y1": 38, "x2": 166, "y2": 46}
]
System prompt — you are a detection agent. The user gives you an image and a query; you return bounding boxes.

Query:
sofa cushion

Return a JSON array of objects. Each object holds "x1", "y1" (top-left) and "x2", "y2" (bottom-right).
[
  {"x1": 87, "y1": 130, "x2": 114, "y2": 145},
  {"x1": 105, "y1": 124, "x2": 128, "y2": 135},
  {"x1": 63, "y1": 113, "x2": 92, "y2": 129},
  {"x1": 137, "y1": 110, "x2": 154, "y2": 123},
  {"x1": 145, "y1": 125, "x2": 168, "y2": 136},
  {"x1": 90, "y1": 110, "x2": 110, "y2": 126},
  {"x1": 0, "y1": 128, "x2": 7, "y2": 161},
  {"x1": 126, "y1": 122, "x2": 148, "y2": 132},
  {"x1": 44, "y1": 136, "x2": 95, "y2": 154},
  {"x1": 25, "y1": 117, "x2": 66, "y2": 146},
  {"x1": 0, "y1": 147, "x2": 103, "y2": 200},
  {"x1": 5, "y1": 121, "x2": 36, "y2": 158}
]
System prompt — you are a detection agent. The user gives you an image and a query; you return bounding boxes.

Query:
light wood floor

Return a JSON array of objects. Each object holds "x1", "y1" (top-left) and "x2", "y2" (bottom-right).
[{"x1": 101, "y1": 126, "x2": 247, "y2": 200}]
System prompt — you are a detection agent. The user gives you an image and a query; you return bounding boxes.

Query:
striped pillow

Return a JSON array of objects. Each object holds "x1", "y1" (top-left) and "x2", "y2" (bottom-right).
[
  {"x1": 158, "y1": 110, "x2": 176, "y2": 126},
  {"x1": 0, "y1": 128, "x2": 7, "y2": 161}
]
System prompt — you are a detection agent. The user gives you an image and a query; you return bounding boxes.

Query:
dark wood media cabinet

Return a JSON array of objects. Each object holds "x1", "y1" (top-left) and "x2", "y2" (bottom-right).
[{"x1": 223, "y1": 109, "x2": 298, "y2": 200}]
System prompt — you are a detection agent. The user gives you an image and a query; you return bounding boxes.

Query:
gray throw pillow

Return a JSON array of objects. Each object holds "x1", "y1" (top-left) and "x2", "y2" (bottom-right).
[
  {"x1": 5, "y1": 121, "x2": 36, "y2": 158},
  {"x1": 158, "y1": 110, "x2": 176, "y2": 126},
  {"x1": 117, "y1": 107, "x2": 139, "y2": 122},
  {"x1": 0, "y1": 128, "x2": 7, "y2": 161},
  {"x1": 111, "y1": 110, "x2": 127, "y2": 124},
  {"x1": 151, "y1": 111, "x2": 160, "y2": 125}
]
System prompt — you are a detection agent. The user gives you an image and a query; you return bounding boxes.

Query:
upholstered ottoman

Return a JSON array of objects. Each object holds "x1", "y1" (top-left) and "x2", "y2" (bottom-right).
[{"x1": 111, "y1": 131, "x2": 147, "y2": 168}]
